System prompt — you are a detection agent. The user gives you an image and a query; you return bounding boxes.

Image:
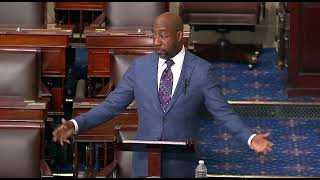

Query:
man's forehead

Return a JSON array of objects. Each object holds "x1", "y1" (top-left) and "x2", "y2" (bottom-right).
[
  {"x1": 152, "y1": 26, "x2": 168, "y2": 32},
  {"x1": 152, "y1": 22, "x2": 174, "y2": 32}
]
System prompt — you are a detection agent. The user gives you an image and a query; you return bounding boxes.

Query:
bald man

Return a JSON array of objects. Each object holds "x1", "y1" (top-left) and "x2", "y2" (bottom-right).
[{"x1": 53, "y1": 12, "x2": 272, "y2": 178}]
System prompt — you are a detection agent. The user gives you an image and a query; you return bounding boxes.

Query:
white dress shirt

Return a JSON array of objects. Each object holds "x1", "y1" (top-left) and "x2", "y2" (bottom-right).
[
  {"x1": 157, "y1": 46, "x2": 185, "y2": 96},
  {"x1": 70, "y1": 46, "x2": 256, "y2": 147}
]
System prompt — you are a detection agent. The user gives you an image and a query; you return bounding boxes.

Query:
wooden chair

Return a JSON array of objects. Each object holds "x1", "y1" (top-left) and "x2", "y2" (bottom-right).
[
  {"x1": 0, "y1": 48, "x2": 51, "y2": 177},
  {"x1": 0, "y1": 2, "x2": 74, "y2": 113},
  {"x1": 180, "y1": 2, "x2": 265, "y2": 69},
  {"x1": 0, "y1": 48, "x2": 42, "y2": 100},
  {"x1": 0, "y1": 2, "x2": 46, "y2": 28},
  {"x1": 91, "y1": 2, "x2": 168, "y2": 28},
  {"x1": 0, "y1": 120, "x2": 51, "y2": 178}
]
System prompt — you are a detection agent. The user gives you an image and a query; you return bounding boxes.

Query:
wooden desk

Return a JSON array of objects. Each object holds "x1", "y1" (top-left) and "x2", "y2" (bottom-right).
[
  {"x1": 0, "y1": 25, "x2": 73, "y2": 114},
  {"x1": 286, "y1": 3, "x2": 320, "y2": 97},
  {"x1": 84, "y1": 26, "x2": 190, "y2": 97},
  {"x1": 0, "y1": 97, "x2": 48, "y2": 122},
  {"x1": 72, "y1": 98, "x2": 137, "y2": 177}
]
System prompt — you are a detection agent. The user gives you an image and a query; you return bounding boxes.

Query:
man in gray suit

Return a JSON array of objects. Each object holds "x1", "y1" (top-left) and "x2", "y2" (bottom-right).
[{"x1": 53, "y1": 12, "x2": 273, "y2": 178}]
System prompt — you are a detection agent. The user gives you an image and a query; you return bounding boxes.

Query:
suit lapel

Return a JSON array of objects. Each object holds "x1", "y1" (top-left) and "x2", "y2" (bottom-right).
[
  {"x1": 150, "y1": 53, "x2": 163, "y2": 115},
  {"x1": 164, "y1": 50, "x2": 196, "y2": 116}
]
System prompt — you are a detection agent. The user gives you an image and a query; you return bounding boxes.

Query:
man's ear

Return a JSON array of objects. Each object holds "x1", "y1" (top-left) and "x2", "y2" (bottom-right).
[{"x1": 177, "y1": 30, "x2": 183, "y2": 42}]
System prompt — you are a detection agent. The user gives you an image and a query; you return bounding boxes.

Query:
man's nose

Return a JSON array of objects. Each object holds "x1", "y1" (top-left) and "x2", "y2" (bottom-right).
[{"x1": 153, "y1": 37, "x2": 161, "y2": 46}]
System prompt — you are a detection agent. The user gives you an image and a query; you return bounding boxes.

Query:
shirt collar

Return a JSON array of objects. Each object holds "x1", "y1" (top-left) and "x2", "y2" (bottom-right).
[{"x1": 159, "y1": 46, "x2": 185, "y2": 68}]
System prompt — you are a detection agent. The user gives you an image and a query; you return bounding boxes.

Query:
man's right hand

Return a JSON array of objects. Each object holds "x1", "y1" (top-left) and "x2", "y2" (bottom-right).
[{"x1": 52, "y1": 118, "x2": 75, "y2": 146}]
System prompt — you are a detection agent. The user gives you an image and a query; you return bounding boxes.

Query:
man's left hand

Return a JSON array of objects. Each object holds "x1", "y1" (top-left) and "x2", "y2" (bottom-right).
[{"x1": 250, "y1": 132, "x2": 273, "y2": 155}]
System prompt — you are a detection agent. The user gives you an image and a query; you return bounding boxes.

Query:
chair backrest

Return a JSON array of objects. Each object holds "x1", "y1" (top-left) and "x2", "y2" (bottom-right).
[
  {"x1": 112, "y1": 54, "x2": 141, "y2": 87},
  {"x1": 0, "y1": 121, "x2": 43, "y2": 178},
  {"x1": 0, "y1": 49, "x2": 40, "y2": 100},
  {"x1": 180, "y1": 2, "x2": 261, "y2": 26},
  {"x1": 105, "y1": 2, "x2": 168, "y2": 27},
  {"x1": 0, "y1": 2, "x2": 45, "y2": 28}
]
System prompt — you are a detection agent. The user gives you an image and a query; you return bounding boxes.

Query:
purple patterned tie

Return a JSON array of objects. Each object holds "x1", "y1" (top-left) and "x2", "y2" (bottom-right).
[{"x1": 159, "y1": 59, "x2": 175, "y2": 113}]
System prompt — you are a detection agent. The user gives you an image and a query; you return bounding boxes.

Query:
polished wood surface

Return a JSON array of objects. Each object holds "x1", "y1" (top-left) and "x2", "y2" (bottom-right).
[
  {"x1": 0, "y1": 97, "x2": 48, "y2": 122},
  {"x1": 55, "y1": 2, "x2": 104, "y2": 11},
  {"x1": 286, "y1": 3, "x2": 320, "y2": 97},
  {"x1": 0, "y1": 25, "x2": 73, "y2": 113}
]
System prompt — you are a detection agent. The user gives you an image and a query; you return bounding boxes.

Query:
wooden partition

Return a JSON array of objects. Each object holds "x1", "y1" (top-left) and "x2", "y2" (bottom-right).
[{"x1": 286, "y1": 3, "x2": 320, "y2": 97}]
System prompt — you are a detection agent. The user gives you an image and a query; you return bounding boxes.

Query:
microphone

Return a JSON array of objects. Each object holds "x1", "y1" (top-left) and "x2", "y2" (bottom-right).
[{"x1": 184, "y1": 78, "x2": 190, "y2": 94}]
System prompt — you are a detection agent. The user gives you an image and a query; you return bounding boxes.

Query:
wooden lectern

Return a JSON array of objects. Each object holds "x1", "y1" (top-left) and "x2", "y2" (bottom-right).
[{"x1": 95, "y1": 125, "x2": 194, "y2": 178}]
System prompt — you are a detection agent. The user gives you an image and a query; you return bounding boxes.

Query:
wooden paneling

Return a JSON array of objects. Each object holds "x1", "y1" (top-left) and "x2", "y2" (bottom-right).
[
  {"x1": 88, "y1": 49, "x2": 111, "y2": 77},
  {"x1": 286, "y1": 3, "x2": 320, "y2": 97}
]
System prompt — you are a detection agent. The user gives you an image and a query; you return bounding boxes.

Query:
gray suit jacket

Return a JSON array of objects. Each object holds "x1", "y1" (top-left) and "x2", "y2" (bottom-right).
[{"x1": 75, "y1": 50, "x2": 252, "y2": 177}]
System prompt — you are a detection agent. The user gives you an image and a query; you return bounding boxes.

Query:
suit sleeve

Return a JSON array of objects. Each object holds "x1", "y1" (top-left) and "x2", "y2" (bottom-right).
[
  {"x1": 74, "y1": 60, "x2": 136, "y2": 132},
  {"x1": 202, "y1": 64, "x2": 253, "y2": 145}
]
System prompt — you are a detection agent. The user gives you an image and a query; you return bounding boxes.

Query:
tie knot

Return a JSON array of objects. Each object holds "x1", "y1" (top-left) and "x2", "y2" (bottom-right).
[{"x1": 165, "y1": 59, "x2": 175, "y2": 68}]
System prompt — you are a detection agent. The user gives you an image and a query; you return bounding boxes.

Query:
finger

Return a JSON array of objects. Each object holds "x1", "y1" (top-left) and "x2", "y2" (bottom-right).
[
  {"x1": 263, "y1": 132, "x2": 271, "y2": 138},
  {"x1": 65, "y1": 139, "x2": 71, "y2": 144},
  {"x1": 61, "y1": 118, "x2": 67, "y2": 126},
  {"x1": 264, "y1": 145, "x2": 273, "y2": 154},
  {"x1": 60, "y1": 137, "x2": 64, "y2": 146}
]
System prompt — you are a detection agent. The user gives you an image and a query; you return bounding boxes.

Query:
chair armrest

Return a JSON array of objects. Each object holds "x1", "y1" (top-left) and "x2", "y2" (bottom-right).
[
  {"x1": 96, "y1": 78, "x2": 114, "y2": 98},
  {"x1": 90, "y1": 12, "x2": 106, "y2": 27},
  {"x1": 94, "y1": 160, "x2": 118, "y2": 178},
  {"x1": 40, "y1": 82, "x2": 52, "y2": 97},
  {"x1": 40, "y1": 159, "x2": 53, "y2": 177}
]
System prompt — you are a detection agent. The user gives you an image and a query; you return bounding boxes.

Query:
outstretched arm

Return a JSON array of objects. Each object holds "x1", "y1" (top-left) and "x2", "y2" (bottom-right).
[{"x1": 203, "y1": 64, "x2": 273, "y2": 155}]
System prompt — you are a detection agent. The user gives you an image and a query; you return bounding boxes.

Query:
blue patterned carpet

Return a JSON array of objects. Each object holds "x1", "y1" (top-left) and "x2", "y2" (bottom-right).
[
  {"x1": 199, "y1": 117, "x2": 320, "y2": 177},
  {"x1": 49, "y1": 48, "x2": 320, "y2": 177},
  {"x1": 213, "y1": 48, "x2": 319, "y2": 102}
]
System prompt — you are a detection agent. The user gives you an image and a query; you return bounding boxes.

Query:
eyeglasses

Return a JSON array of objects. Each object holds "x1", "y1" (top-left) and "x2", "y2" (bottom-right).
[
  {"x1": 149, "y1": 33, "x2": 170, "y2": 40},
  {"x1": 149, "y1": 30, "x2": 182, "y2": 40}
]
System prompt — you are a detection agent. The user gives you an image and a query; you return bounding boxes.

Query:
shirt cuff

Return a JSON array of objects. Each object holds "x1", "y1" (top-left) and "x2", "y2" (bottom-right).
[
  {"x1": 248, "y1": 134, "x2": 257, "y2": 148},
  {"x1": 70, "y1": 119, "x2": 79, "y2": 134}
]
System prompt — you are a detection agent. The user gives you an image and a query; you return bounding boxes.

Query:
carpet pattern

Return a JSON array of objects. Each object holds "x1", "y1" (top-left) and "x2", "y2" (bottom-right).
[
  {"x1": 212, "y1": 48, "x2": 319, "y2": 102},
  {"x1": 199, "y1": 117, "x2": 320, "y2": 177}
]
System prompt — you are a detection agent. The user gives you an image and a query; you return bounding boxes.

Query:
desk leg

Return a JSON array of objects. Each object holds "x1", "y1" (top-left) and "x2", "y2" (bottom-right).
[
  {"x1": 86, "y1": 143, "x2": 95, "y2": 177},
  {"x1": 88, "y1": 77, "x2": 92, "y2": 97},
  {"x1": 72, "y1": 142, "x2": 78, "y2": 178},
  {"x1": 103, "y1": 142, "x2": 108, "y2": 167},
  {"x1": 147, "y1": 147, "x2": 161, "y2": 177}
]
